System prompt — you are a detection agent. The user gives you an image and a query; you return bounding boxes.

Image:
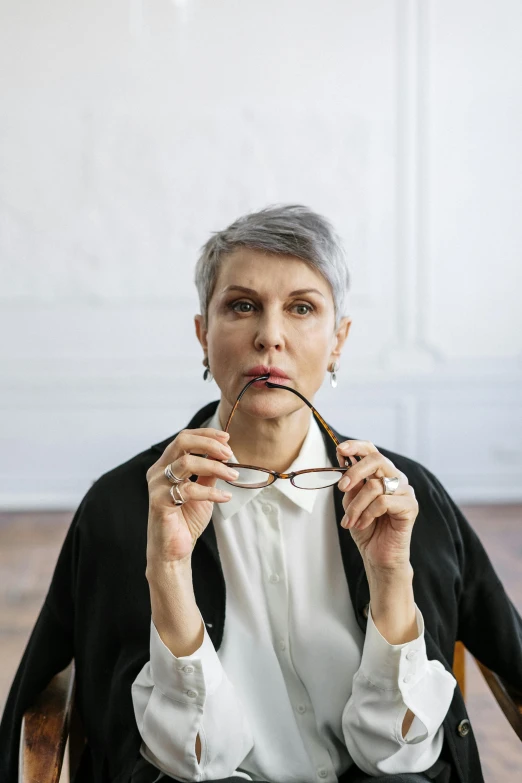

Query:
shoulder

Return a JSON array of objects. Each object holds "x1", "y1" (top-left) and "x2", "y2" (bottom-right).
[
  {"x1": 72, "y1": 438, "x2": 177, "y2": 542},
  {"x1": 71, "y1": 400, "x2": 220, "y2": 538},
  {"x1": 89, "y1": 445, "x2": 160, "y2": 502}
]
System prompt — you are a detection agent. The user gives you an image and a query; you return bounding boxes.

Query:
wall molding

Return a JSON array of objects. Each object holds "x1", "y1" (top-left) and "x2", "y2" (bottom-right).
[{"x1": 1, "y1": 358, "x2": 520, "y2": 509}]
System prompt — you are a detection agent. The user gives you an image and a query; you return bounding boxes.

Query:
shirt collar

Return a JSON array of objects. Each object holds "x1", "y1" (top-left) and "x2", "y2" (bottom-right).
[{"x1": 204, "y1": 406, "x2": 333, "y2": 521}]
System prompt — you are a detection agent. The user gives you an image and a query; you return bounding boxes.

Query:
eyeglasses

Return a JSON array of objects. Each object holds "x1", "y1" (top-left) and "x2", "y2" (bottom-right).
[{"x1": 215, "y1": 374, "x2": 362, "y2": 490}]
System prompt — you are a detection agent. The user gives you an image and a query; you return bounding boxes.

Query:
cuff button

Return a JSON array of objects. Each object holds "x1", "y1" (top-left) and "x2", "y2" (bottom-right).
[{"x1": 457, "y1": 719, "x2": 471, "y2": 737}]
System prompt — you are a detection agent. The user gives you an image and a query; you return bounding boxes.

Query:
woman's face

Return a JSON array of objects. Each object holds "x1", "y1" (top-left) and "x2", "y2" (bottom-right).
[{"x1": 194, "y1": 248, "x2": 351, "y2": 420}]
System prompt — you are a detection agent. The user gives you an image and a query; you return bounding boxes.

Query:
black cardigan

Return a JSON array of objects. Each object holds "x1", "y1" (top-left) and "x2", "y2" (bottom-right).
[{"x1": 1, "y1": 399, "x2": 522, "y2": 783}]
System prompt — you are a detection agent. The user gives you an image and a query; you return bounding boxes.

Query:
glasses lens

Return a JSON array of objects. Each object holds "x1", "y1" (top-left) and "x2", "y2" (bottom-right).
[
  {"x1": 292, "y1": 470, "x2": 344, "y2": 489},
  {"x1": 226, "y1": 466, "x2": 273, "y2": 488}
]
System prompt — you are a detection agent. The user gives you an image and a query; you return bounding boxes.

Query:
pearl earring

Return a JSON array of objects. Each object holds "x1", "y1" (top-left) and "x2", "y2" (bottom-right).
[{"x1": 329, "y1": 361, "x2": 339, "y2": 388}]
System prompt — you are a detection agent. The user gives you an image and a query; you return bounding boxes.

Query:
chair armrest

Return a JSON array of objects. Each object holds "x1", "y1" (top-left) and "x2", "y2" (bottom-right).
[
  {"x1": 475, "y1": 657, "x2": 522, "y2": 741},
  {"x1": 20, "y1": 661, "x2": 75, "y2": 783}
]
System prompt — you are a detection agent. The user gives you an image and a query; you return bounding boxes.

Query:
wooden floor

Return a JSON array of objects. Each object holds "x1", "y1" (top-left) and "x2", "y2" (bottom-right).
[{"x1": 1, "y1": 505, "x2": 521, "y2": 782}]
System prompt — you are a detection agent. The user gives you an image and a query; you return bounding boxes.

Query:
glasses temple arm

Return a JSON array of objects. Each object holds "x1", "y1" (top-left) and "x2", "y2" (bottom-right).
[
  {"x1": 223, "y1": 375, "x2": 268, "y2": 432},
  {"x1": 223, "y1": 374, "x2": 357, "y2": 473},
  {"x1": 264, "y1": 380, "x2": 341, "y2": 447},
  {"x1": 224, "y1": 374, "x2": 347, "y2": 452}
]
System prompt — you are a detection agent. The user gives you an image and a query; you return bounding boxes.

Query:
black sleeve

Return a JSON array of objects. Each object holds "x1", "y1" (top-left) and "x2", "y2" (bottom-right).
[
  {"x1": 0, "y1": 499, "x2": 83, "y2": 783},
  {"x1": 422, "y1": 466, "x2": 522, "y2": 690}
]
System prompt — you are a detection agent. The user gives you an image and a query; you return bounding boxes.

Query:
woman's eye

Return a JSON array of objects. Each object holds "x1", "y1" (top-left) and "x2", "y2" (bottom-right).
[
  {"x1": 294, "y1": 304, "x2": 313, "y2": 315},
  {"x1": 229, "y1": 301, "x2": 314, "y2": 315},
  {"x1": 230, "y1": 301, "x2": 255, "y2": 313}
]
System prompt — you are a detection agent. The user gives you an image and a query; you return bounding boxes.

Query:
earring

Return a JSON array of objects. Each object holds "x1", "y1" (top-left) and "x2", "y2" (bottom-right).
[
  {"x1": 329, "y1": 360, "x2": 339, "y2": 388},
  {"x1": 203, "y1": 357, "x2": 213, "y2": 383}
]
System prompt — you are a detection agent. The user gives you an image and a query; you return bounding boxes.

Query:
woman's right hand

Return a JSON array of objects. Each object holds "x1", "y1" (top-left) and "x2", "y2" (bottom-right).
[{"x1": 145, "y1": 428, "x2": 239, "y2": 565}]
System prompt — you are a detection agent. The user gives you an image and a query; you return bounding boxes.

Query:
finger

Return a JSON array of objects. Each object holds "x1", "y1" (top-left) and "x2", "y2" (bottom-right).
[
  {"x1": 155, "y1": 453, "x2": 239, "y2": 486},
  {"x1": 193, "y1": 458, "x2": 239, "y2": 489},
  {"x1": 335, "y1": 441, "x2": 374, "y2": 478},
  {"x1": 183, "y1": 427, "x2": 230, "y2": 440},
  {"x1": 169, "y1": 480, "x2": 233, "y2": 505},
  {"x1": 341, "y1": 483, "x2": 361, "y2": 511},
  {"x1": 159, "y1": 431, "x2": 233, "y2": 468},
  {"x1": 346, "y1": 494, "x2": 417, "y2": 531},
  {"x1": 341, "y1": 477, "x2": 409, "y2": 527},
  {"x1": 336, "y1": 439, "x2": 378, "y2": 459},
  {"x1": 338, "y1": 452, "x2": 407, "y2": 491}
]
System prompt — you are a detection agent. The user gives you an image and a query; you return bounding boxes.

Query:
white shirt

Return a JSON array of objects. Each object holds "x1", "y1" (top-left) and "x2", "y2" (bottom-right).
[{"x1": 132, "y1": 409, "x2": 456, "y2": 782}]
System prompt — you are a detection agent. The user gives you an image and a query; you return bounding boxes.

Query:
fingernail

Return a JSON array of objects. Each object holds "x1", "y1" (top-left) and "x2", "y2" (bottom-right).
[
  {"x1": 220, "y1": 490, "x2": 232, "y2": 498},
  {"x1": 228, "y1": 469, "x2": 240, "y2": 479}
]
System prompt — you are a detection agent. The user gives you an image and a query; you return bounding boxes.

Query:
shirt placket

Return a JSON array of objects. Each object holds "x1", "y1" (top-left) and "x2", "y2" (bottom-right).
[{"x1": 256, "y1": 489, "x2": 336, "y2": 783}]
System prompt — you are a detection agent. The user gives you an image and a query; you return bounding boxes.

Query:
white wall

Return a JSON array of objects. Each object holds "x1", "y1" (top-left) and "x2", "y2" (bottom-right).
[{"x1": 0, "y1": 0, "x2": 521, "y2": 508}]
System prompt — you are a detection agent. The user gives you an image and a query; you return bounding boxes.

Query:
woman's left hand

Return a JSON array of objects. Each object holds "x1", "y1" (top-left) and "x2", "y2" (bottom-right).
[{"x1": 336, "y1": 440, "x2": 419, "y2": 572}]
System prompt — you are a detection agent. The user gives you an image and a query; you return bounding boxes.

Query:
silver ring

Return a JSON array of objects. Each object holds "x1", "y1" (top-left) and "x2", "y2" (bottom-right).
[
  {"x1": 381, "y1": 476, "x2": 400, "y2": 495},
  {"x1": 170, "y1": 483, "x2": 187, "y2": 505},
  {"x1": 165, "y1": 464, "x2": 185, "y2": 484}
]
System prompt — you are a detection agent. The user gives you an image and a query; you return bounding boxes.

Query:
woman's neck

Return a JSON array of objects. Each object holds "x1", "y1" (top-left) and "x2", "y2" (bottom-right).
[{"x1": 216, "y1": 401, "x2": 312, "y2": 474}]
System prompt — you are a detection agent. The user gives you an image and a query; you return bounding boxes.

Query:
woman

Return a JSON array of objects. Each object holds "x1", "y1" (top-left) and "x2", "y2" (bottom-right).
[{"x1": 1, "y1": 205, "x2": 521, "y2": 783}]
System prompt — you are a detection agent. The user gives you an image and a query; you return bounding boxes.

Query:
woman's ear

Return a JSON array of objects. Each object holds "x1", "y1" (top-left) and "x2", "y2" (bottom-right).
[
  {"x1": 194, "y1": 314, "x2": 208, "y2": 353},
  {"x1": 330, "y1": 316, "x2": 352, "y2": 363}
]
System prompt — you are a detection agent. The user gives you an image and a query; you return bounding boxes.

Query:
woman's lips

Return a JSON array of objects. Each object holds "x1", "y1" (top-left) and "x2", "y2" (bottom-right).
[
  {"x1": 245, "y1": 373, "x2": 290, "y2": 388},
  {"x1": 244, "y1": 367, "x2": 290, "y2": 379}
]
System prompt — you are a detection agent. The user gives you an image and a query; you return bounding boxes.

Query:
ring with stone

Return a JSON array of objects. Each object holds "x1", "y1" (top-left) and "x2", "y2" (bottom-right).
[{"x1": 170, "y1": 483, "x2": 187, "y2": 505}]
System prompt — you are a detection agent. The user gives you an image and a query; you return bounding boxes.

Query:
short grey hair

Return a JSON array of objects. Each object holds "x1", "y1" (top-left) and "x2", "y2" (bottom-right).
[{"x1": 194, "y1": 204, "x2": 350, "y2": 330}]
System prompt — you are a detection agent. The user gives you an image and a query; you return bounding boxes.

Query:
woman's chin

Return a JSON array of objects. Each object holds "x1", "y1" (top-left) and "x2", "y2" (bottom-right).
[{"x1": 233, "y1": 397, "x2": 299, "y2": 421}]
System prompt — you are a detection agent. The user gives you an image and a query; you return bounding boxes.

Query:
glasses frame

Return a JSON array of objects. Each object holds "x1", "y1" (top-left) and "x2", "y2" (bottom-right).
[{"x1": 217, "y1": 374, "x2": 362, "y2": 490}]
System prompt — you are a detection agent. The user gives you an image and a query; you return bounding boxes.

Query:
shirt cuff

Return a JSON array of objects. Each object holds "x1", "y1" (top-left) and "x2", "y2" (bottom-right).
[
  {"x1": 359, "y1": 603, "x2": 456, "y2": 743},
  {"x1": 149, "y1": 613, "x2": 224, "y2": 706},
  {"x1": 359, "y1": 603, "x2": 427, "y2": 690}
]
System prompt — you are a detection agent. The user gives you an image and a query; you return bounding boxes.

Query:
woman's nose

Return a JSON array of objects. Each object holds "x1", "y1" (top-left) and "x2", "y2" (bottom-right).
[{"x1": 253, "y1": 310, "x2": 286, "y2": 351}]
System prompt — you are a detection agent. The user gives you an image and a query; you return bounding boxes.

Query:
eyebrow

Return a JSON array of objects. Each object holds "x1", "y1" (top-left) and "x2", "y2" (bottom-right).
[{"x1": 221, "y1": 285, "x2": 325, "y2": 299}]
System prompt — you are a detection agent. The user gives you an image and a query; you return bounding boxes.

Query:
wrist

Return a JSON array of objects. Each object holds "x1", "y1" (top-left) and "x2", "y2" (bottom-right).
[
  {"x1": 366, "y1": 565, "x2": 417, "y2": 645},
  {"x1": 366, "y1": 561, "x2": 414, "y2": 589},
  {"x1": 146, "y1": 554, "x2": 193, "y2": 583}
]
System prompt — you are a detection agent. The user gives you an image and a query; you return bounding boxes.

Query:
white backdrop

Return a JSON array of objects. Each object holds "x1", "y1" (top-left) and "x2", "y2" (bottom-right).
[{"x1": 0, "y1": 0, "x2": 521, "y2": 508}]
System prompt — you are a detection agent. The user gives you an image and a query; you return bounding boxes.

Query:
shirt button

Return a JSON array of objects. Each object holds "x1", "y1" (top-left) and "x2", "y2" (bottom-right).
[
  {"x1": 186, "y1": 689, "x2": 198, "y2": 698},
  {"x1": 269, "y1": 573, "x2": 280, "y2": 583},
  {"x1": 262, "y1": 504, "x2": 273, "y2": 514},
  {"x1": 279, "y1": 640, "x2": 286, "y2": 651},
  {"x1": 406, "y1": 650, "x2": 418, "y2": 661},
  {"x1": 296, "y1": 704, "x2": 307, "y2": 714},
  {"x1": 403, "y1": 674, "x2": 413, "y2": 684},
  {"x1": 317, "y1": 769, "x2": 328, "y2": 779},
  {"x1": 183, "y1": 665, "x2": 195, "y2": 674}
]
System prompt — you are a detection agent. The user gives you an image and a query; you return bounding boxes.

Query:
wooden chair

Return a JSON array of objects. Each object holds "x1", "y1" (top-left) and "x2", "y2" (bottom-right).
[{"x1": 19, "y1": 643, "x2": 522, "y2": 783}]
